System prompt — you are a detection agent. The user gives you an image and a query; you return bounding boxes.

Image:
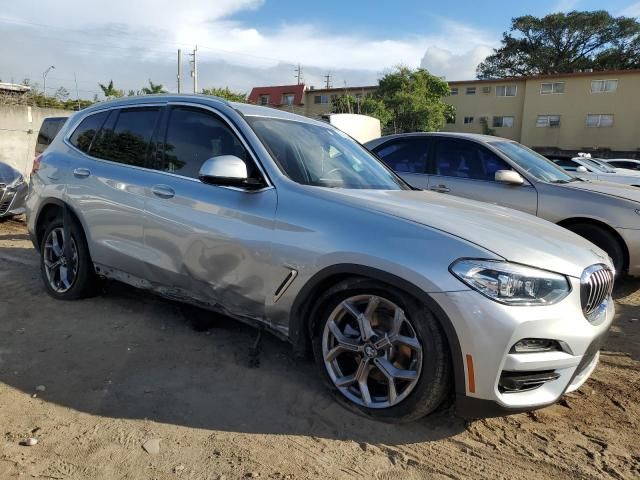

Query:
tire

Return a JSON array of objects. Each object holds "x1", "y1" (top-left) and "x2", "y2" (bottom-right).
[
  {"x1": 566, "y1": 224, "x2": 625, "y2": 275},
  {"x1": 311, "y1": 278, "x2": 451, "y2": 423},
  {"x1": 40, "y1": 215, "x2": 98, "y2": 300}
]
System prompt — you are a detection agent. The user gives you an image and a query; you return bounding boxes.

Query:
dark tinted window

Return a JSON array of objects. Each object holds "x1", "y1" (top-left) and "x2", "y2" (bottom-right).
[
  {"x1": 37, "y1": 117, "x2": 68, "y2": 154},
  {"x1": 375, "y1": 139, "x2": 429, "y2": 173},
  {"x1": 69, "y1": 112, "x2": 108, "y2": 153},
  {"x1": 155, "y1": 107, "x2": 249, "y2": 179},
  {"x1": 91, "y1": 108, "x2": 160, "y2": 166},
  {"x1": 552, "y1": 158, "x2": 579, "y2": 171},
  {"x1": 609, "y1": 160, "x2": 640, "y2": 170},
  {"x1": 433, "y1": 139, "x2": 511, "y2": 181}
]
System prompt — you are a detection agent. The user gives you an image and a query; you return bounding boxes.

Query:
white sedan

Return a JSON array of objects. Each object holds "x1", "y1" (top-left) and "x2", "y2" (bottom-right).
[{"x1": 551, "y1": 157, "x2": 640, "y2": 187}]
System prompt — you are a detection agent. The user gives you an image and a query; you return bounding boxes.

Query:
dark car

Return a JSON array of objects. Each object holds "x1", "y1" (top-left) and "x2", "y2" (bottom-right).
[
  {"x1": 0, "y1": 162, "x2": 28, "y2": 219},
  {"x1": 36, "y1": 117, "x2": 68, "y2": 155}
]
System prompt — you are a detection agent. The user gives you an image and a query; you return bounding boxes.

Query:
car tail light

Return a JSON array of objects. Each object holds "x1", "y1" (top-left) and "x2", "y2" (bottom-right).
[{"x1": 31, "y1": 154, "x2": 43, "y2": 175}]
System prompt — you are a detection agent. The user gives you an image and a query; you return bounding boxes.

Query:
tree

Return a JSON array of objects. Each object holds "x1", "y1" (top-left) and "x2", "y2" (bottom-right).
[
  {"x1": 477, "y1": 11, "x2": 640, "y2": 79},
  {"x1": 55, "y1": 87, "x2": 70, "y2": 101},
  {"x1": 375, "y1": 66, "x2": 452, "y2": 133},
  {"x1": 141, "y1": 79, "x2": 166, "y2": 94},
  {"x1": 201, "y1": 86, "x2": 247, "y2": 102},
  {"x1": 331, "y1": 94, "x2": 391, "y2": 126},
  {"x1": 99, "y1": 80, "x2": 124, "y2": 99}
]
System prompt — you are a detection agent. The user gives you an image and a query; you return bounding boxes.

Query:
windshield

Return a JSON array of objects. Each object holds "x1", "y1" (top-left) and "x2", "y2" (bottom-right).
[
  {"x1": 588, "y1": 158, "x2": 617, "y2": 173},
  {"x1": 490, "y1": 141, "x2": 575, "y2": 183},
  {"x1": 247, "y1": 117, "x2": 409, "y2": 190},
  {"x1": 578, "y1": 158, "x2": 608, "y2": 172}
]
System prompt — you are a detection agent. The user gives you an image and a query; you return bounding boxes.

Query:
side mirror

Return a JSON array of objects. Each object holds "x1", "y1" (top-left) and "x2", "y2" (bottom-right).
[
  {"x1": 576, "y1": 166, "x2": 588, "y2": 173},
  {"x1": 495, "y1": 170, "x2": 524, "y2": 185},
  {"x1": 198, "y1": 155, "x2": 263, "y2": 189}
]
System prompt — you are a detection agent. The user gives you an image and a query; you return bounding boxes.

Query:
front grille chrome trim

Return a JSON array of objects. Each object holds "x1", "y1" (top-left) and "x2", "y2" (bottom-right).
[{"x1": 580, "y1": 264, "x2": 614, "y2": 322}]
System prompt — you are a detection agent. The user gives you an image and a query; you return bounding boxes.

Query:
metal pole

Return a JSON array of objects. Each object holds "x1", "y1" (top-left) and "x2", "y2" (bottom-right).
[
  {"x1": 177, "y1": 49, "x2": 182, "y2": 93},
  {"x1": 74, "y1": 72, "x2": 80, "y2": 110},
  {"x1": 193, "y1": 45, "x2": 198, "y2": 94}
]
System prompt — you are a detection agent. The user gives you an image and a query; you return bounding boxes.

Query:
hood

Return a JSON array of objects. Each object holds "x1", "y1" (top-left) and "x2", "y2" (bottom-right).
[
  {"x1": 0, "y1": 162, "x2": 22, "y2": 184},
  {"x1": 563, "y1": 179, "x2": 640, "y2": 203},
  {"x1": 327, "y1": 189, "x2": 609, "y2": 278}
]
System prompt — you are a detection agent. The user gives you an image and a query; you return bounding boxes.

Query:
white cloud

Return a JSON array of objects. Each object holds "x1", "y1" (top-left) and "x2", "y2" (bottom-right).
[
  {"x1": 552, "y1": 0, "x2": 579, "y2": 12},
  {"x1": 620, "y1": 2, "x2": 640, "y2": 17},
  {"x1": 0, "y1": 1, "x2": 498, "y2": 94}
]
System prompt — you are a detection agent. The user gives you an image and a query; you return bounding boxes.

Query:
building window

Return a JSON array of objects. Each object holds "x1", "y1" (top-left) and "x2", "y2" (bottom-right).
[
  {"x1": 536, "y1": 115, "x2": 561, "y2": 128},
  {"x1": 314, "y1": 94, "x2": 330, "y2": 104},
  {"x1": 586, "y1": 114, "x2": 614, "y2": 127},
  {"x1": 464, "y1": 116, "x2": 474, "y2": 124},
  {"x1": 591, "y1": 80, "x2": 618, "y2": 93},
  {"x1": 496, "y1": 85, "x2": 517, "y2": 97},
  {"x1": 450, "y1": 87, "x2": 459, "y2": 96},
  {"x1": 540, "y1": 82, "x2": 565, "y2": 94},
  {"x1": 493, "y1": 116, "x2": 514, "y2": 128},
  {"x1": 282, "y1": 93, "x2": 294, "y2": 105},
  {"x1": 466, "y1": 87, "x2": 476, "y2": 95},
  {"x1": 446, "y1": 115, "x2": 456, "y2": 124},
  {"x1": 259, "y1": 94, "x2": 270, "y2": 105}
]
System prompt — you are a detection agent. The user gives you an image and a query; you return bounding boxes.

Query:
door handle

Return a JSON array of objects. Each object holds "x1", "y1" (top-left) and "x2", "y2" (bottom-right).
[
  {"x1": 73, "y1": 168, "x2": 91, "y2": 178},
  {"x1": 430, "y1": 184, "x2": 450, "y2": 193},
  {"x1": 151, "y1": 184, "x2": 175, "y2": 199}
]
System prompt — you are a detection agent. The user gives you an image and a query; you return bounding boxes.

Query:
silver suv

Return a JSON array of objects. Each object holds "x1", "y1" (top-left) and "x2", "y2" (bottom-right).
[
  {"x1": 366, "y1": 133, "x2": 640, "y2": 276},
  {"x1": 27, "y1": 96, "x2": 614, "y2": 422}
]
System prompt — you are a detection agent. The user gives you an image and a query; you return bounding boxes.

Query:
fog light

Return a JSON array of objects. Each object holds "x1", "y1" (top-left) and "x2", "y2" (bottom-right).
[{"x1": 510, "y1": 338, "x2": 562, "y2": 354}]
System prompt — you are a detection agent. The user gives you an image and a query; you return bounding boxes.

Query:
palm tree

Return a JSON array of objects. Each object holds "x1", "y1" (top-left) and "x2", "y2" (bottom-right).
[
  {"x1": 98, "y1": 80, "x2": 124, "y2": 99},
  {"x1": 141, "y1": 79, "x2": 167, "y2": 95}
]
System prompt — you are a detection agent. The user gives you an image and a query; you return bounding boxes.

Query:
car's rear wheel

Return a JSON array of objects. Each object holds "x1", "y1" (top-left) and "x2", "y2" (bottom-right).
[
  {"x1": 566, "y1": 224, "x2": 625, "y2": 275},
  {"x1": 40, "y1": 217, "x2": 98, "y2": 300},
  {"x1": 311, "y1": 279, "x2": 451, "y2": 422}
]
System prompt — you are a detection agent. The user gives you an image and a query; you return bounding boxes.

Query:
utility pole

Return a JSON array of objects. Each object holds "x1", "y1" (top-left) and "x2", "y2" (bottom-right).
[
  {"x1": 188, "y1": 46, "x2": 198, "y2": 94},
  {"x1": 177, "y1": 49, "x2": 182, "y2": 93},
  {"x1": 324, "y1": 72, "x2": 332, "y2": 89},
  {"x1": 294, "y1": 63, "x2": 303, "y2": 85},
  {"x1": 73, "y1": 72, "x2": 80, "y2": 110}
]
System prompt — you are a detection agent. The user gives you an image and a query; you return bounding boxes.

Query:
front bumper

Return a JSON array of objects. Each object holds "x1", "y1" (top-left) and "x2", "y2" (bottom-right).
[
  {"x1": 0, "y1": 181, "x2": 28, "y2": 217},
  {"x1": 431, "y1": 276, "x2": 614, "y2": 418}
]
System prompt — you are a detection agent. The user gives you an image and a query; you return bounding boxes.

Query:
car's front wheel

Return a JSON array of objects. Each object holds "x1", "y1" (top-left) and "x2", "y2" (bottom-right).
[{"x1": 312, "y1": 279, "x2": 451, "y2": 422}]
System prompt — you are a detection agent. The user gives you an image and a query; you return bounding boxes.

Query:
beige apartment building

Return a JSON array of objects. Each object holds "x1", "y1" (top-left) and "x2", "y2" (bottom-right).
[
  {"x1": 248, "y1": 84, "x2": 377, "y2": 119},
  {"x1": 443, "y1": 69, "x2": 640, "y2": 157}
]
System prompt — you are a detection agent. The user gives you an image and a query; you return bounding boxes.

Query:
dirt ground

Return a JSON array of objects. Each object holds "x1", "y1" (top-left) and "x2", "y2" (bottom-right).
[{"x1": 0, "y1": 217, "x2": 638, "y2": 480}]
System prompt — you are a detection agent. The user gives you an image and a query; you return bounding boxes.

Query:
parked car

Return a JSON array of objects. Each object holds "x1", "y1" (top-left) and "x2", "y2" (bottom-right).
[
  {"x1": 602, "y1": 158, "x2": 640, "y2": 171},
  {"x1": 551, "y1": 157, "x2": 640, "y2": 186},
  {"x1": 0, "y1": 161, "x2": 28, "y2": 219},
  {"x1": 36, "y1": 117, "x2": 68, "y2": 155},
  {"x1": 27, "y1": 96, "x2": 614, "y2": 422},
  {"x1": 365, "y1": 132, "x2": 640, "y2": 276}
]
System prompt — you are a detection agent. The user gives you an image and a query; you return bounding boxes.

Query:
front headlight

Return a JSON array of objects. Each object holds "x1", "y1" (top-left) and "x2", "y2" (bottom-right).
[
  {"x1": 450, "y1": 259, "x2": 570, "y2": 306},
  {"x1": 8, "y1": 175, "x2": 25, "y2": 189}
]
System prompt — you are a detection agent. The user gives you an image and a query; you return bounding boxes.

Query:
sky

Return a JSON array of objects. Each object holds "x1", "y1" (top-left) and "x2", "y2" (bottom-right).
[{"x1": 1, "y1": 0, "x2": 639, "y2": 99}]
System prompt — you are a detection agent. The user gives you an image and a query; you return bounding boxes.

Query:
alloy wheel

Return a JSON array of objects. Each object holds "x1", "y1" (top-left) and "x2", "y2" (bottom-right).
[
  {"x1": 43, "y1": 227, "x2": 78, "y2": 294},
  {"x1": 322, "y1": 294, "x2": 423, "y2": 408}
]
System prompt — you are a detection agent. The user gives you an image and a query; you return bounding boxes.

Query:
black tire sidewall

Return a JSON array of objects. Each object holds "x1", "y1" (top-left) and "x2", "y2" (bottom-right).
[
  {"x1": 311, "y1": 278, "x2": 451, "y2": 423},
  {"x1": 568, "y1": 224, "x2": 624, "y2": 274},
  {"x1": 40, "y1": 217, "x2": 96, "y2": 300}
]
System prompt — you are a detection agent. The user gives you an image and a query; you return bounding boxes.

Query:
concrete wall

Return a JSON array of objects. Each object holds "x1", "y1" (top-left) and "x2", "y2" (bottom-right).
[{"x1": 0, "y1": 105, "x2": 74, "y2": 177}]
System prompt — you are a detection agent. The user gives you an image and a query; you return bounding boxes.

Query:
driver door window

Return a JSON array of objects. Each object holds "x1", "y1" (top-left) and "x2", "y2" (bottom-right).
[
  {"x1": 430, "y1": 138, "x2": 537, "y2": 215},
  {"x1": 153, "y1": 106, "x2": 251, "y2": 179}
]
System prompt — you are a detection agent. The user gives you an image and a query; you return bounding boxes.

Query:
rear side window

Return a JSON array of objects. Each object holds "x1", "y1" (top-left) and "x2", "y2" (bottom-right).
[
  {"x1": 375, "y1": 139, "x2": 429, "y2": 173},
  {"x1": 154, "y1": 107, "x2": 249, "y2": 179},
  {"x1": 91, "y1": 108, "x2": 161, "y2": 166},
  {"x1": 69, "y1": 112, "x2": 108, "y2": 153},
  {"x1": 433, "y1": 139, "x2": 511, "y2": 181},
  {"x1": 37, "y1": 118, "x2": 68, "y2": 154}
]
